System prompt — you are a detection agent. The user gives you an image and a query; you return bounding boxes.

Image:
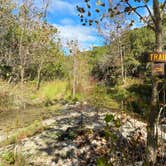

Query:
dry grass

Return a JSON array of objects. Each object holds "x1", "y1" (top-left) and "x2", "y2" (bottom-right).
[{"x1": 0, "y1": 120, "x2": 45, "y2": 147}]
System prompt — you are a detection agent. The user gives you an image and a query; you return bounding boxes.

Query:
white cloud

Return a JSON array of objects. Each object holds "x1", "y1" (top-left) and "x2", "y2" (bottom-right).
[
  {"x1": 54, "y1": 23, "x2": 102, "y2": 50},
  {"x1": 60, "y1": 18, "x2": 75, "y2": 25},
  {"x1": 16, "y1": 0, "x2": 76, "y2": 16},
  {"x1": 48, "y1": 0, "x2": 75, "y2": 15}
]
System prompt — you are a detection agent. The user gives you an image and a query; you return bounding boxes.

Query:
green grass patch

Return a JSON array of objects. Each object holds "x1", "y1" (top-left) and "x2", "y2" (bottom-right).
[
  {"x1": 0, "y1": 150, "x2": 27, "y2": 166},
  {"x1": 36, "y1": 80, "x2": 69, "y2": 101}
]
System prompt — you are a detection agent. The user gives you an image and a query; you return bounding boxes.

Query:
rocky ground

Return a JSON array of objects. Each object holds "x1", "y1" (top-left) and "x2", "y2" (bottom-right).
[{"x1": 0, "y1": 102, "x2": 165, "y2": 166}]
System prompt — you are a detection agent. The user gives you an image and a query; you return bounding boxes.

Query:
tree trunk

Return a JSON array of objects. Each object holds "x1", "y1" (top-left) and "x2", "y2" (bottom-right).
[
  {"x1": 73, "y1": 51, "x2": 77, "y2": 99},
  {"x1": 118, "y1": 36, "x2": 125, "y2": 84},
  {"x1": 147, "y1": 77, "x2": 159, "y2": 165},
  {"x1": 36, "y1": 67, "x2": 42, "y2": 90},
  {"x1": 36, "y1": 62, "x2": 43, "y2": 90},
  {"x1": 146, "y1": 1, "x2": 163, "y2": 165},
  {"x1": 120, "y1": 46, "x2": 125, "y2": 83},
  {"x1": 20, "y1": 66, "x2": 24, "y2": 88},
  {"x1": 18, "y1": 26, "x2": 24, "y2": 87}
]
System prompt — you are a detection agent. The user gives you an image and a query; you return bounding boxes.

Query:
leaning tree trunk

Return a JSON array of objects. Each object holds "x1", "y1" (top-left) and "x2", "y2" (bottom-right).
[{"x1": 146, "y1": 0, "x2": 163, "y2": 165}]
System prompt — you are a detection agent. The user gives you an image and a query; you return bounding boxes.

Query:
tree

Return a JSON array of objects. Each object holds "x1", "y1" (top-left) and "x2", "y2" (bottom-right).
[
  {"x1": 77, "y1": 0, "x2": 166, "y2": 165},
  {"x1": 125, "y1": 27, "x2": 155, "y2": 77},
  {"x1": 17, "y1": 1, "x2": 32, "y2": 86},
  {"x1": 0, "y1": 0, "x2": 17, "y2": 81},
  {"x1": 15, "y1": 0, "x2": 49, "y2": 86},
  {"x1": 67, "y1": 40, "x2": 79, "y2": 99},
  {"x1": 0, "y1": 0, "x2": 63, "y2": 88},
  {"x1": 31, "y1": 22, "x2": 60, "y2": 90}
]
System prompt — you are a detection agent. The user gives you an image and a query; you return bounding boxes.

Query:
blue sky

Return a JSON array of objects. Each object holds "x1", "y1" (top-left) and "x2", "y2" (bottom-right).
[
  {"x1": 26, "y1": 0, "x2": 164, "y2": 51},
  {"x1": 45, "y1": 0, "x2": 106, "y2": 51}
]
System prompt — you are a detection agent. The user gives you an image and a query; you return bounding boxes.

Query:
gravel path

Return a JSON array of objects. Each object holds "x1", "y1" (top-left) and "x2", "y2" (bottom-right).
[{"x1": 0, "y1": 104, "x2": 165, "y2": 166}]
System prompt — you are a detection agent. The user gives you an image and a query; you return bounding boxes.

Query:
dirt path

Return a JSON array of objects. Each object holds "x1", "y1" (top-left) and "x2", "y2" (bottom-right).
[
  {"x1": 0, "y1": 103, "x2": 165, "y2": 166},
  {"x1": 0, "y1": 104, "x2": 109, "y2": 165}
]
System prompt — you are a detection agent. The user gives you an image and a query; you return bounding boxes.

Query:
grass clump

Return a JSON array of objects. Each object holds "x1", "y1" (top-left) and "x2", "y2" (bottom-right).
[
  {"x1": 1, "y1": 151, "x2": 15, "y2": 164},
  {"x1": 0, "y1": 120, "x2": 44, "y2": 147},
  {"x1": 37, "y1": 80, "x2": 68, "y2": 101},
  {"x1": 1, "y1": 150, "x2": 27, "y2": 166}
]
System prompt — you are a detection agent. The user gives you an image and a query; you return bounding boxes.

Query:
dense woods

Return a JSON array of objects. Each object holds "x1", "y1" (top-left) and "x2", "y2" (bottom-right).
[{"x1": 0, "y1": 0, "x2": 165, "y2": 166}]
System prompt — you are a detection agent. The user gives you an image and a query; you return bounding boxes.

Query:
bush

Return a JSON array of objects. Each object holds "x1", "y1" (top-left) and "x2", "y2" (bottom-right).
[
  {"x1": 89, "y1": 85, "x2": 107, "y2": 107},
  {"x1": 126, "y1": 83, "x2": 151, "y2": 117},
  {"x1": 108, "y1": 81, "x2": 151, "y2": 118}
]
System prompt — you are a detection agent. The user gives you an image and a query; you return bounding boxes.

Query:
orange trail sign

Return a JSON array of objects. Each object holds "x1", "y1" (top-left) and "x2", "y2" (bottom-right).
[{"x1": 148, "y1": 52, "x2": 166, "y2": 62}]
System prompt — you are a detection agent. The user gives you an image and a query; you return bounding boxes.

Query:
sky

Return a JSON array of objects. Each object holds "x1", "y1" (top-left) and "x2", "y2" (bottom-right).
[
  {"x1": 19, "y1": 0, "x2": 161, "y2": 51},
  {"x1": 45, "y1": 0, "x2": 106, "y2": 51},
  {"x1": 43, "y1": 0, "x2": 155, "y2": 51}
]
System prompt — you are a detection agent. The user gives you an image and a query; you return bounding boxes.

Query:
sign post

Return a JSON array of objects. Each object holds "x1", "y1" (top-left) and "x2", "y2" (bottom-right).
[
  {"x1": 148, "y1": 52, "x2": 166, "y2": 76},
  {"x1": 151, "y1": 63, "x2": 165, "y2": 76},
  {"x1": 148, "y1": 52, "x2": 166, "y2": 109}
]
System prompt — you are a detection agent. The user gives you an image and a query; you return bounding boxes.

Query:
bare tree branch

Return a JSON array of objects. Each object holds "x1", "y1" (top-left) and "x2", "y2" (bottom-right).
[
  {"x1": 126, "y1": 2, "x2": 155, "y2": 30},
  {"x1": 142, "y1": 1, "x2": 155, "y2": 24},
  {"x1": 163, "y1": 0, "x2": 166, "y2": 10}
]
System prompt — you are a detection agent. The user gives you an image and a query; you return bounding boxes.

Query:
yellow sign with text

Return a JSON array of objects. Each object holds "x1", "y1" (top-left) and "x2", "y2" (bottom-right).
[{"x1": 148, "y1": 53, "x2": 166, "y2": 62}]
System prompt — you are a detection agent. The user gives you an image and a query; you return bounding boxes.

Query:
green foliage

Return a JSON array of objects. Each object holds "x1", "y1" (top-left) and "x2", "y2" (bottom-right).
[
  {"x1": 126, "y1": 83, "x2": 151, "y2": 116},
  {"x1": 104, "y1": 114, "x2": 114, "y2": 123},
  {"x1": 42, "y1": 62, "x2": 66, "y2": 80},
  {"x1": 108, "y1": 78, "x2": 152, "y2": 118},
  {"x1": 104, "y1": 114, "x2": 121, "y2": 130},
  {"x1": 1, "y1": 150, "x2": 27, "y2": 166},
  {"x1": 1, "y1": 151, "x2": 15, "y2": 164},
  {"x1": 90, "y1": 85, "x2": 107, "y2": 108},
  {"x1": 97, "y1": 157, "x2": 111, "y2": 166},
  {"x1": 88, "y1": 46, "x2": 109, "y2": 64},
  {"x1": 112, "y1": 87, "x2": 129, "y2": 102},
  {"x1": 37, "y1": 80, "x2": 69, "y2": 101},
  {"x1": 0, "y1": 0, "x2": 64, "y2": 84},
  {"x1": 125, "y1": 27, "x2": 155, "y2": 76},
  {"x1": 89, "y1": 26, "x2": 156, "y2": 87},
  {"x1": 98, "y1": 113, "x2": 122, "y2": 164}
]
